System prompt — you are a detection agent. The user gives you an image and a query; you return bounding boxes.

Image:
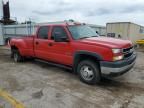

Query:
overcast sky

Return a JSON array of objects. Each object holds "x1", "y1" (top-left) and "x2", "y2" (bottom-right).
[{"x1": 8, "y1": 0, "x2": 144, "y2": 26}]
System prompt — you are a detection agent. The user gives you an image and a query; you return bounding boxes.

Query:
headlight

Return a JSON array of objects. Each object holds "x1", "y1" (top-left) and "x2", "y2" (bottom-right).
[
  {"x1": 113, "y1": 55, "x2": 124, "y2": 61},
  {"x1": 112, "y1": 49, "x2": 122, "y2": 54}
]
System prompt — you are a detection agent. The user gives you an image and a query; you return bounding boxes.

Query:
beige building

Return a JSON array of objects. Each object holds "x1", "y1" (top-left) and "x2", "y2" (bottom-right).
[
  {"x1": 106, "y1": 22, "x2": 144, "y2": 43},
  {"x1": 87, "y1": 24, "x2": 106, "y2": 36}
]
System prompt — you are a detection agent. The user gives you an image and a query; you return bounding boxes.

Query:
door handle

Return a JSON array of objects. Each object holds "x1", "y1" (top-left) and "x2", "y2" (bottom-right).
[
  {"x1": 48, "y1": 43, "x2": 53, "y2": 46},
  {"x1": 36, "y1": 42, "x2": 39, "y2": 45}
]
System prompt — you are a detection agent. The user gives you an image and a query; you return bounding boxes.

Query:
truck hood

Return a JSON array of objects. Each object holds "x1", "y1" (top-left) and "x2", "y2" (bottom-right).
[{"x1": 77, "y1": 37, "x2": 132, "y2": 48}]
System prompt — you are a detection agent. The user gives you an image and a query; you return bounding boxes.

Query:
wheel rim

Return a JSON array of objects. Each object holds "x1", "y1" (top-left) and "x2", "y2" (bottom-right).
[
  {"x1": 80, "y1": 65, "x2": 94, "y2": 81},
  {"x1": 14, "y1": 53, "x2": 18, "y2": 62}
]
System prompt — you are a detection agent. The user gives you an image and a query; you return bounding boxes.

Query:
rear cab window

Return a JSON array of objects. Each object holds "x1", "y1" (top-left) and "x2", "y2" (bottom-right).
[{"x1": 37, "y1": 26, "x2": 49, "y2": 39}]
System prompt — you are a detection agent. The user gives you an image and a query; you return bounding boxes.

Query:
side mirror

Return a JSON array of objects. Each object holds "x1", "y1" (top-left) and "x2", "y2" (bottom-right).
[{"x1": 54, "y1": 33, "x2": 69, "y2": 42}]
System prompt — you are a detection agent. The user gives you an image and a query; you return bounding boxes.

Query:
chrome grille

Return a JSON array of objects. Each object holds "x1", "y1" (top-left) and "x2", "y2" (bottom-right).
[{"x1": 123, "y1": 46, "x2": 134, "y2": 59}]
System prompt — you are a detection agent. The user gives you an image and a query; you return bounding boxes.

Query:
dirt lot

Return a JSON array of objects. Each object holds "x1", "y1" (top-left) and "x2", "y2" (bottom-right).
[{"x1": 0, "y1": 46, "x2": 144, "y2": 108}]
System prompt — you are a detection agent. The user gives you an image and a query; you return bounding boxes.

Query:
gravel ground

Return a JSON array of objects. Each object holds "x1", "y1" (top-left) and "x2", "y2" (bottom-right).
[{"x1": 0, "y1": 46, "x2": 144, "y2": 108}]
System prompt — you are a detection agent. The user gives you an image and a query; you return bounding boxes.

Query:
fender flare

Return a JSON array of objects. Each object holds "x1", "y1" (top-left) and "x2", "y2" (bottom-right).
[{"x1": 73, "y1": 50, "x2": 103, "y2": 73}]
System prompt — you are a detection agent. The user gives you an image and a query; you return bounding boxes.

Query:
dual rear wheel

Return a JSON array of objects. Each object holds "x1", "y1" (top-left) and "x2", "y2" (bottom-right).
[{"x1": 11, "y1": 50, "x2": 24, "y2": 62}]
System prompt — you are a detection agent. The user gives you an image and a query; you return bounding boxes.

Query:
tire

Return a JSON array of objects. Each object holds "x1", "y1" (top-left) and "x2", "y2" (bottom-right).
[
  {"x1": 13, "y1": 50, "x2": 23, "y2": 62},
  {"x1": 10, "y1": 49, "x2": 14, "y2": 58},
  {"x1": 77, "y1": 60, "x2": 101, "y2": 85}
]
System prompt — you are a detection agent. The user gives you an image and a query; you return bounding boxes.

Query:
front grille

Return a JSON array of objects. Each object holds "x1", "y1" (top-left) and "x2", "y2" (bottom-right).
[{"x1": 123, "y1": 46, "x2": 134, "y2": 59}]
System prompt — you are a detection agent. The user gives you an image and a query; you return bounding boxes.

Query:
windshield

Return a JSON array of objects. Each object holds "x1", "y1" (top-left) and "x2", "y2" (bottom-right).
[{"x1": 68, "y1": 25, "x2": 99, "y2": 40}]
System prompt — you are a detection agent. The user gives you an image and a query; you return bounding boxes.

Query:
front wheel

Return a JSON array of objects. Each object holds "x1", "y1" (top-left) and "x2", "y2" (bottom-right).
[{"x1": 77, "y1": 60, "x2": 101, "y2": 85}]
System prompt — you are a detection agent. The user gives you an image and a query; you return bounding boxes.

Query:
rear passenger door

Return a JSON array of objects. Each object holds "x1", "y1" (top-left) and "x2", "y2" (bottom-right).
[{"x1": 34, "y1": 26, "x2": 51, "y2": 60}]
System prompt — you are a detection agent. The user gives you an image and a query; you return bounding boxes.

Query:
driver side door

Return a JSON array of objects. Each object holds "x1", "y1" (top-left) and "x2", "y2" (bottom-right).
[{"x1": 48, "y1": 26, "x2": 73, "y2": 65}]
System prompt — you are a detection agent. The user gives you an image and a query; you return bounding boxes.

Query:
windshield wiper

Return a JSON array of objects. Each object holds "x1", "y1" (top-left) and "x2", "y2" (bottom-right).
[
  {"x1": 79, "y1": 36, "x2": 98, "y2": 39},
  {"x1": 91, "y1": 36, "x2": 98, "y2": 37},
  {"x1": 79, "y1": 37, "x2": 90, "y2": 39}
]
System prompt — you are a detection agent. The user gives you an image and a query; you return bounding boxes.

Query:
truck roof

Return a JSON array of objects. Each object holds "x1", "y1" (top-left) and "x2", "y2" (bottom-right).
[{"x1": 37, "y1": 20, "x2": 82, "y2": 26}]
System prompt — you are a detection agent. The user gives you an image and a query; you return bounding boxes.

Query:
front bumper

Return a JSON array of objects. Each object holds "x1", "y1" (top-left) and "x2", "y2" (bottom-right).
[{"x1": 100, "y1": 53, "x2": 137, "y2": 77}]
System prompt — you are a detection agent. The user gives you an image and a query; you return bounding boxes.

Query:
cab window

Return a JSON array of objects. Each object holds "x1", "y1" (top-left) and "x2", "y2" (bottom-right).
[
  {"x1": 37, "y1": 26, "x2": 49, "y2": 39},
  {"x1": 51, "y1": 26, "x2": 68, "y2": 40}
]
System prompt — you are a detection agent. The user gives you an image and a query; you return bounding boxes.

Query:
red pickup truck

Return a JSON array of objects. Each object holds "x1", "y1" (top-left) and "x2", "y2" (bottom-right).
[{"x1": 10, "y1": 21, "x2": 136, "y2": 84}]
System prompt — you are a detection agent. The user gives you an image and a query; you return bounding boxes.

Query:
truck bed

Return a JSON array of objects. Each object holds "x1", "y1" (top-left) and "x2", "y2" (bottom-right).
[{"x1": 10, "y1": 36, "x2": 35, "y2": 57}]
